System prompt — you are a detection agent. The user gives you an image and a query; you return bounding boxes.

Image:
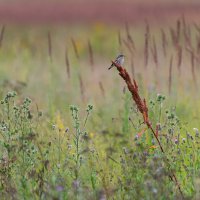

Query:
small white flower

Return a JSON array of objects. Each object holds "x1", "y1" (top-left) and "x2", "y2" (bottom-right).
[
  {"x1": 52, "y1": 124, "x2": 56, "y2": 130},
  {"x1": 152, "y1": 188, "x2": 158, "y2": 194},
  {"x1": 182, "y1": 138, "x2": 186, "y2": 142},
  {"x1": 193, "y1": 128, "x2": 199, "y2": 137}
]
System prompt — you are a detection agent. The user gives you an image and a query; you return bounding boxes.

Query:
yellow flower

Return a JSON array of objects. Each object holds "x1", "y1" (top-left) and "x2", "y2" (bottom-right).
[
  {"x1": 149, "y1": 145, "x2": 158, "y2": 149},
  {"x1": 89, "y1": 132, "x2": 95, "y2": 139},
  {"x1": 55, "y1": 112, "x2": 64, "y2": 131}
]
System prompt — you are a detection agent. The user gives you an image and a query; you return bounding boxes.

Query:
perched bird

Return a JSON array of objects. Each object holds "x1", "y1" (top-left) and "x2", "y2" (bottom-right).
[{"x1": 108, "y1": 54, "x2": 125, "y2": 70}]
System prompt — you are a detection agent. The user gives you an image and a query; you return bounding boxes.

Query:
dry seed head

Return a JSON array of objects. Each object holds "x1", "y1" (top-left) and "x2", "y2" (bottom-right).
[
  {"x1": 88, "y1": 39, "x2": 94, "y2": 69},
  {"x1": 65, "y1": 48, "x2": 70, "y2": 79},
  {"x1": 47, "y1": 31, "x2": 53, "y2": 62},
  {"x1": 0, "y1": 25, "x2": 5, "y2": 48},
  {"x1": 71, "y1": 37, "x2": 79, "y2": 59}
]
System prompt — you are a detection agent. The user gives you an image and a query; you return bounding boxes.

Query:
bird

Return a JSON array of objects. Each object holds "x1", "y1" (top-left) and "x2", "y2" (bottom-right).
[{"x1": 108, "y1": 54, "x2": 125, "y2": 70}]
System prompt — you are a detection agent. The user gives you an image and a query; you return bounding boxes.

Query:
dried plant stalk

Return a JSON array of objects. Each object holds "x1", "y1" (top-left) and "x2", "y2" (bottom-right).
[
  {"x1": 186, "y1": 47, "x2": 199, "y2": 60},
  {"x1": 0, "y1": 25, "x2": 5, "y2": 48},
  {"x1": 176, "y1": 19, "x2": 181, "y2": 43},
  {"x1": 65, "y1": 48, "x2": 70, "y2": 79},
  {"x1": 182, "y1": 14, "x2": 186, "y2": 34},
  {"x1": 110, "y1": 60, "x2": 184, "y2": 198},
  {"x1": 125, "y1": 22, "x2": 135, "y2": 51},
  {"x1": 184, "y1": 32, "x2": 192, "y2": 50},
  {"x1": 194, "y1": 23, "x2": 200, "y2": 34},
  {"x1": 151, "y1": 36, "x2": 158, "y2": 68},
  {"x1": 196, "y1": 36, "x2": 200, "y2": 55},
  {"x1": 168, "y1": 55, "x2": 173, "y2": 95},
  {"x1": 128, "y1": 35, "x2": 135, "y2": 52},
  {"x1": 47, "y1": 31, "x2": 53, "y2": 62},
  {"x1": 176, "y1": 45, "x2": 182, "y2": 74},
  {"x1": 118, "y1": 30, "x2": 122, "y2": 52},
  {"x1": 88, "y1": 39, "x2": 94, "y2": 70},
  {"x1": 186, "y1": 47, "x2": 198, "y2": 88},
  {"x1": 190, "y1": 51, "x2": 197, "y2": 88},
  {"x1": 182, "y1": 14, "x2": 188, "y2": 46},
  {"x1": 144, "y1": 22, "x2": 150, "y2": 67},
  {"x1": 182, "y1": 18, "x2": 192, "y2": 50},
  {"x1": 196, "y1": 36, "x2": 200, "y2": 65},
  {"x1": 79, "y1": 74, "x2": 85, "y2": 102},
  {"x1": 161, "y1": 28, "x2": 167, "y2": 57},
  {"x1": 187, "y1": 25, "x2": 191, "y2": 38},
  {"x1": 99, "y1": 81, "x2": 105, "y2": 98},
  {"x1": 71, "y1": 37, "x2": 79, "y2": 60},
  {"x1": 123, "y1": 39, "x2": 133, "y2": 54},
  {"x1": 170, "y1": 27, "x2": 177, "y2": 47}
]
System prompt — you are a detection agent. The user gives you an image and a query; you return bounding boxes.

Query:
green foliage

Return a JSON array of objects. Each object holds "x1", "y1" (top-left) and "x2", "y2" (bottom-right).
[
  {"x1": 0, "y1": 90, "x2": 198, "y2": 199},
  {"x1": 0, "y1": 24, "x2": 200, "y2": 199}
]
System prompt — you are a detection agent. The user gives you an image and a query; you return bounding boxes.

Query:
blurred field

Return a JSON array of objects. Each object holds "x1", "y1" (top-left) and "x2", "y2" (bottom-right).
[
  {"x1": 0, "y1": 2, "x2": 200, "y2": 199},
  {"x1": 0, "y1": 1, "x2": 200, "y2": 24}
]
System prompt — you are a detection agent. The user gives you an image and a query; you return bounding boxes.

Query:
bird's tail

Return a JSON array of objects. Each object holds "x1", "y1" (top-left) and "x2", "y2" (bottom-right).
[{"x1": 108, "y1": 64, "x2": 114, "y2": 70}]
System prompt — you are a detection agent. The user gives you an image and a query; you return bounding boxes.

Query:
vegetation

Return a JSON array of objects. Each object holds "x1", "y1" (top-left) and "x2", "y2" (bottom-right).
[{"x1": 0, "y1": 18, "x2": 200, "y2": 199}]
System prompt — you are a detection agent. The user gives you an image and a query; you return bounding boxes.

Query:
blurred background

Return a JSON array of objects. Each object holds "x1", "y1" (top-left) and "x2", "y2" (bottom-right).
[
  {"x1": 0, "y1": 0, "x2": 200, "y2": 122},
  {"x1": 0, "y1": 0, "x2": 200, "y2": 24}
]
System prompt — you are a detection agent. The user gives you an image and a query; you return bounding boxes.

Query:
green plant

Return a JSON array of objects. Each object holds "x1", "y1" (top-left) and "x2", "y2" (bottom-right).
[
  {"x1": 0, "y1": 91, "x2": 40, "y2": 196},
  {"x1": 70, "y1": 104, "x2": 93, "y2": 181}
]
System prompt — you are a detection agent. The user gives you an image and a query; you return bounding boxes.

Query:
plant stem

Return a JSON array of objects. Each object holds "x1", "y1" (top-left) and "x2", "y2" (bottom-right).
[
  {"x1": 84, "y1": 112, "x2": 89, "y2": 127},
  {"x1": 110, "y1": 60, "x2": 184, "y2": 198}
]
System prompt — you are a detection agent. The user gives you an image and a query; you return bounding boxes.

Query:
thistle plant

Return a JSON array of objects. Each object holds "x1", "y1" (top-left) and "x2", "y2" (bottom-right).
[
  {"x1": 156, "y1": 94, "x2": 165, "y2": 123},
  {"x1": 70, "y1": 104, "x2": 93, "y2": 181},
  {"x1": 0, "y1": 91, "x2": 38, "y2": 194}
]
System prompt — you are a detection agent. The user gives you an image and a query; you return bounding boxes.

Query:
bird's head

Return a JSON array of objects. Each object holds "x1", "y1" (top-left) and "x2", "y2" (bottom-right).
[{"x1": 118, "y1": 54, "x2": 125, "y2": 58}]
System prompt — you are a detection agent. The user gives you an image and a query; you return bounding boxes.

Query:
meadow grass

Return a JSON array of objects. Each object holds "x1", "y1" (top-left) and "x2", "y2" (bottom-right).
[{"x1": 0, "y1": 20, "x2": 200, "y2": 199}]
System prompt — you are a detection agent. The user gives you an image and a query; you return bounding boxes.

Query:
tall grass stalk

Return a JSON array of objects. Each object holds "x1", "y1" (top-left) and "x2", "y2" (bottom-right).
[
  {"x1": 0, "y1": 25, "x2": 5, "y2": 49},
  {"x1": 110, "y1": 60, "x2": 184, "y2": 198},
  {"x1": 47, "y1": 31, "x2": 53, "y2": 62},
  {"x1": 65, "y1": 48, "x2": 70, "y2": 79}
]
